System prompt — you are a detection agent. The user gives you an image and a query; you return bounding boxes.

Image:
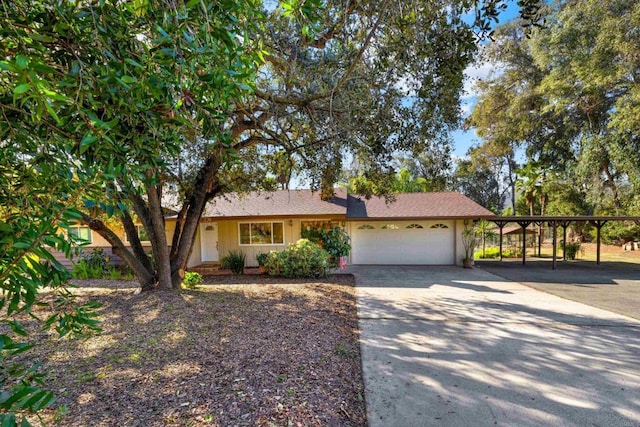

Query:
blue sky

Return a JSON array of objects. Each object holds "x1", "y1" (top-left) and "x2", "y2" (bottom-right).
[{"x1": 452, "y1": 2, "x2": 521, "y2": 158}]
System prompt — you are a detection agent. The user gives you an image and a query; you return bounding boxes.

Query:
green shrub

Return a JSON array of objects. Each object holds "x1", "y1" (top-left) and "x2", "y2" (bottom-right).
[
  {"x1": 256, "y1": 252, "x2": 269, "y2": 267},
  {"x1": 473, "y1": 247, "x2": 523, "y2": 259},
  {"x1": 301, "y1": 225, "x2": 351, "y2": 267},
  {"x1": 72, "y1": 248, "x2": 109, "y2": 279},
  {"x1": 106, "y1": 265, "x2": 122, "y2": 280},
  {"x1": 264, "y1": 239, "x2": 330, "y2": 278},
  {"x1": 182, "y1": 271, "x2": 203, "y2": 289},
  {"x1": 503, "y1": 248, "x2": 522, "y2": 258},
  {"x1": 562, "y1": 241, "x2": 582, "y2": 260},
  {"x1": 318, "y1": 227, "x2": 351, "y2": 267},
  {"x1": 474, "y1": 247, "x2": 500, "y2": 259},
  {"x1": 221, "y1": 250, "x2": 246, "y2": 274}
]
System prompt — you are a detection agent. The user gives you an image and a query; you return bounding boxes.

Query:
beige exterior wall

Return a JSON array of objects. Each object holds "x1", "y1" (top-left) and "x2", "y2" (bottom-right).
[
  {"x1": 454, "y1": 219, "x2": 464, "y2": 265},
  {"x1": 190, "y1": 216, "x2": 344, "y2": 267},
  {"x1": 74, "y1": 222, "x2": 169, "y2": 249},
  {"x1": 106, "y1": 216, "x2": 471, "y2": 268}
]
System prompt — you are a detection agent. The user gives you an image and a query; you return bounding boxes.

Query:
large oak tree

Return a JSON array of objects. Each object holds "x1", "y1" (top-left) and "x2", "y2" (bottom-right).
[{"x1": 2, "y1": 0, "x2": 542, "y2": 291}]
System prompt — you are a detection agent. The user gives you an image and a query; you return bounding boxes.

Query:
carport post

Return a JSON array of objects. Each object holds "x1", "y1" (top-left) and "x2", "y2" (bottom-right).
[
  {"x1": 550, "y1": 221, "x2": 558, "y2": 270},
  {"x1": 589, "y1": 220, "x2": 608, "y2": 265},
  {"x1": 516, "y1": 220, "x2": 533, "y2": 265},
  {"x1": 560, "y1": 221, "x2": 571, "y2": 261},
  {"x1": 493, "y1": 220, "x2": 509, "y2": 261}
]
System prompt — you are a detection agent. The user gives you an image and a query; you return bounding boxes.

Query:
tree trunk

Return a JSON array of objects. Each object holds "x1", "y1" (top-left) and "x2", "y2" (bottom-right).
[
  {"x1": 168, "y1": 153, "x2": 224, "y2": 288},
  {"x1": 82, "y1": 215, "x2": 156, "y2": 290},
  {"x1": 508, "y1": 157, "x2": 517, "y2": 215},
  {"x1": 146, "y1": 179, "x2": 173, "y2": 290}
]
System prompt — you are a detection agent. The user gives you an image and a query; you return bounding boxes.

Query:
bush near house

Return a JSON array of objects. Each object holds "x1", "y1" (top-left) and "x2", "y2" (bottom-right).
[
  {"x1": 182, "y1": 271, "x2": 203, "y2": 289},
  {"x1": 220, "y1": 250, "x2": 246, "y2": 274},
  {"x1": 302, "y1": 225, "x2": 351, "y2": 267},
  {"x1": 264, "y1": 239, "x2": 330, "y2": 278},
  {"x1": 72, "y1": 248, "x2": 109, "y2": 279}
]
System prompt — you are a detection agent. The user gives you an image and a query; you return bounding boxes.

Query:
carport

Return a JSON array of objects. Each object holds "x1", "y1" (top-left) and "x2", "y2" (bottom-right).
[{"x1": 489, "y1": 216, "x2": 640, "y2": 269}]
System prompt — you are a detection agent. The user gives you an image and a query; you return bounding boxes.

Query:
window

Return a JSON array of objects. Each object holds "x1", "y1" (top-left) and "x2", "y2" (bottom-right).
[
  {"x1": 239, "y1": 222, "x2": 284, "y2": 245},
  {"x1": 381, "y1": 224, "x2": 399, "y2": 230},
  {"x1": 69, "y1": 226, "x2": 92, "y2": 243},
  {"x1": 136, "y1": 225, "x2": 150, "y2": 241},
  {"x1": 431, "y1": 223, "x2": 449, "y2": 229},
  {"x1": 125, "y1": 225, "x2": 150, "y2": 243},
  {"x1": 357, "y1": 224, "x2": 375, "y2": 230},
  {"x1": 406, "y1": 224, "x2": 424, "y2": 229}
]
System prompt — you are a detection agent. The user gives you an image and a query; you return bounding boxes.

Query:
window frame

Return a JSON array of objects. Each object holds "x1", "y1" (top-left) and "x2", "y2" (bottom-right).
[
  {"x1": 357, "y1": 224, "x2": 375, "y2": 230},
  {"x1": 238, "y1": 221, "x2": 285, "y2": 246},
  {"x1": 68, "y1": 226, "x2": 92, "y2": 244},
  {"x1": 124, "y1": 225, "x2": 151, "y2": 244},
  {"x1": 430, "y1": 223, "x2": 450, "y2": 229}
]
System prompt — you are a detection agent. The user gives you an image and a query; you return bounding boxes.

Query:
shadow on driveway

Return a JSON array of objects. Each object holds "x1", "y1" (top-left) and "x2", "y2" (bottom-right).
[{"x1": 350, "y1": 265, "x2": 640, "y2": 427}]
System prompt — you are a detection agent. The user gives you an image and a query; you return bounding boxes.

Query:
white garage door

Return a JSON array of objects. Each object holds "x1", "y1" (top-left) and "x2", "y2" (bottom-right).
[{"x1": 351, "y1": 221, "x2": 455, "y2": 265}]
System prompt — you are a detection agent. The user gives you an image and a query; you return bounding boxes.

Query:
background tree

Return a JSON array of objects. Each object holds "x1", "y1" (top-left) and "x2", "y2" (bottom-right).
[
  {"x1": 468, "y1": 0, "x2": 639, "y2": 240},
  {"x1": 453, "y1": 145, "x2": 506, "y2": 214}
]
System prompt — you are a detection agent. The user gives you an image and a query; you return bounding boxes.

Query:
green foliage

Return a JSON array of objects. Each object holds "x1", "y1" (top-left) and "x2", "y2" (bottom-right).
[
  {"x1": 264, "y1": 239, "x2": 330, "y2": 278},
  {"x1": 461, "y1": 222, "x2": 481, "y2": 260},
  {"x1": 474, "y1": 246, "x2": 522, "y2": 259},
  {"x1": 182, "y1": 271, "x2": 203, "y2": 289},
  {"x1": 470, "y1": 1, "x2": 640, "y2": 216},
  {"x1": 590, "y1": 222, "x2": 640, "y2": 246},
  {"x1": 221, "y1": 250, "x2": 246, "y2": 275},
  {"x1": 255, "y1": 252, "x2": 269, "y2": 267},
  {"x1": 72, "y1": 248, "x2": 110, "y2": 279},
  {"x1": 562, "y1": 242, "x2": 582, "y2": 260},
  {"x1": 0, "y1": 148, "x2": 102, "y2": 424},
  {"x1": 302, "y1": 225, "x2": 351, "y2": 267},
  {"x1": 453, "y1": 150, "x2": 506, "y2": 214},
  {"x1": 318, "y1": 227, "x2": 351, "y2": 267}
]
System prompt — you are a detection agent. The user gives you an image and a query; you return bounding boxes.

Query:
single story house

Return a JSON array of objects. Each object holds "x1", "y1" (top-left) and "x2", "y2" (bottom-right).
[
  {"x1": 62, "y1": 189, "x2": 494, "y2": 268},
  {"x1": 189, "y1": 189, "x2": 494, "y2": 267}
]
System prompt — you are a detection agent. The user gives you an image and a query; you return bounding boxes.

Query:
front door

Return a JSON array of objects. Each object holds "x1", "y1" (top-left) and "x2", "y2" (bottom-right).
[{"x1": 200, "y1": 223, "x2": 219, "y2": 262}]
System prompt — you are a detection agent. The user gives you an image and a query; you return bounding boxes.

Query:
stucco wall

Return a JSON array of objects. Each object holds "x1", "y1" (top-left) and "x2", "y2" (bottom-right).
[{"x1": 192, "y1": 216, "x2": 343, "y2": 267}]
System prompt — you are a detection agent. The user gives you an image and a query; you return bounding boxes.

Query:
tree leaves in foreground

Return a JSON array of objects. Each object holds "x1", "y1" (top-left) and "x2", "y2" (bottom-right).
[{"x1": 0, "y1": 144, "x2": 102, "y2": 424}]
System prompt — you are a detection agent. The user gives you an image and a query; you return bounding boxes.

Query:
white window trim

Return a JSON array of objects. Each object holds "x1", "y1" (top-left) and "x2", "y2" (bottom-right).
[
  {"x1": 124, "y1": 225, "x2": 151, "y2": 243},
  {"x1": 238, "y1": 221, "x2": 285, "y2": 246},
  {"x1": 69, "y1": 226, "x2": 92, "y2": 244}
]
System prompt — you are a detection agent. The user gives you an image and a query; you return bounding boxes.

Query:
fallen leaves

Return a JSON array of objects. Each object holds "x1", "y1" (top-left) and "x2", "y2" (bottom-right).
[{"x1": 22, "y1": 275, "x2": 365, "y2": 426}]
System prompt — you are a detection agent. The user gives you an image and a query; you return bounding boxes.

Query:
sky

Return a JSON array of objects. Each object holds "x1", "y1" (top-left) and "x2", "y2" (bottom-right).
[{"x1": 451, "y1": 2, "x2": 521, "y2": 158}]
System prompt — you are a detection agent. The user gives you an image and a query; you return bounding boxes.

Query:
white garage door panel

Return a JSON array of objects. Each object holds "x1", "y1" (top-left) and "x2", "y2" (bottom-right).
[{"x1": 352, "y1": 221, "x2": 454, "y2": 265}]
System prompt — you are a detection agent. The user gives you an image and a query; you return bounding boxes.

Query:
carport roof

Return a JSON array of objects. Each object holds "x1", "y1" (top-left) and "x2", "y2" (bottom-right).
[{"x1": 346, "y1": 192, "x2": 495, "y2": 219}]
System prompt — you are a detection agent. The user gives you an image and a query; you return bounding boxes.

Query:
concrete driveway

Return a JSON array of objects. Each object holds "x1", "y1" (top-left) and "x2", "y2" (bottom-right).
[{"x1": 347, "y1": 265, "x2": 640, "y2": 427}]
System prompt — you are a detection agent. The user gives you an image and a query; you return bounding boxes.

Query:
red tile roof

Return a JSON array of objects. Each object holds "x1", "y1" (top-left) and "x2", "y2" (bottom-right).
[
  {"x1": 346, "y1": 192, "x2": 494, "y2": 219},
  {"x1": 203, "y1": 189, "x2": 348, "y2": 218},
  {"x1": 203, "y1": 190, "x2": 494, "y2": 219}
]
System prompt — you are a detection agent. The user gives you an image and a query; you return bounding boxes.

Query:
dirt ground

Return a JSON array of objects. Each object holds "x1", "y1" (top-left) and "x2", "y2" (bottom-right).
[{"x1": 21, "y1": 275, "x2": 366, "y2": 426}]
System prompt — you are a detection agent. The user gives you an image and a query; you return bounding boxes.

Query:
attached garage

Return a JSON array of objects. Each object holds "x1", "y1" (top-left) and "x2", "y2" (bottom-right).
[{"x1": 350, "y1": 221, "x2": 455, "y2": 265}]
